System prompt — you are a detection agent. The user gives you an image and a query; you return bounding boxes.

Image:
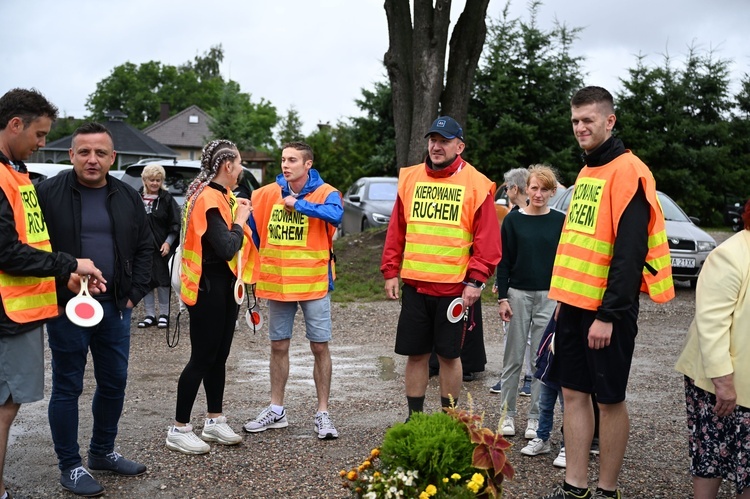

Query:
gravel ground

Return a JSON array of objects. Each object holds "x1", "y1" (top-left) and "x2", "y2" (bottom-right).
[{"x1": 5, "y1": 231, "x2": 736, "y2": 498}]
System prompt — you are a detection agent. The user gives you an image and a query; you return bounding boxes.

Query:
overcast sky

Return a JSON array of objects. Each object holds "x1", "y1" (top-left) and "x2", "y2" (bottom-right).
[{"x1": 2, "y1": 1, "x2": 749, "y2": 135}]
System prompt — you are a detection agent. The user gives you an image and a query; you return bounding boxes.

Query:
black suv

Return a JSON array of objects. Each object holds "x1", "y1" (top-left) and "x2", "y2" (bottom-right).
[{"x1": 121, "y1": 159, "x2": 260, "y2": 205}]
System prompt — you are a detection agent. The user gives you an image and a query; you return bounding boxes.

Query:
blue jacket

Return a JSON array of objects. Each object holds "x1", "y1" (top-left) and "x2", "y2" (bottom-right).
[{"x1": 249, "y1": 169, "x2": 342, "y2": 291}]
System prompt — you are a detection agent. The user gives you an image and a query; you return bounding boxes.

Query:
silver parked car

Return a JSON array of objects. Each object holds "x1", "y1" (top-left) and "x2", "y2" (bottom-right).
[
  {"x1": 551, "y1": 186, "x2": 716, "y2": 286},
  {"x1": 25, "y1": 163, "x2": 73, "y2": 185},
  {"x1": 341, "y1": 177, "x2": 398, "y2": 235},
  {"x1": 120, "y1": 159, "x2": 260, "y2": 205}
]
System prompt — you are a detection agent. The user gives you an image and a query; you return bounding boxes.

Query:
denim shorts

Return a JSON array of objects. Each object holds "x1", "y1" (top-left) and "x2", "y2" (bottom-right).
[{"x1": 267, "y1": 294, "x2": 332, "y2": 343}]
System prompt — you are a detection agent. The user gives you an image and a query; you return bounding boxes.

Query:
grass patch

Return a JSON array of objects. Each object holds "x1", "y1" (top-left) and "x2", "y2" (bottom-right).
[
  {"x1": 332, "y1": 228, "x2": 389, "y2": 302},
  {"x1": 331, "y1": 227, "x2": 498, "y2": 303}
]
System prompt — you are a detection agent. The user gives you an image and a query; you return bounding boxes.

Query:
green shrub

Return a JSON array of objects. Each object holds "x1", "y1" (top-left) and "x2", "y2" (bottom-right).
[{"x1": 379, "y1": 412, "x2": 475, "y2": 484}]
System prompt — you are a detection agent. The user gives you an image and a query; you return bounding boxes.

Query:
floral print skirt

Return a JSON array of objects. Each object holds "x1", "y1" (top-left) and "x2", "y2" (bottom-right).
[{"x1": 684, "y1": 376, "x2": 750, "y2": 494}]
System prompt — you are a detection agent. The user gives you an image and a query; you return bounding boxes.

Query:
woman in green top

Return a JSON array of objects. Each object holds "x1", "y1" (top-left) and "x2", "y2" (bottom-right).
[{"x1": 495, "y1": 165, "x2": 565, "y2": 440}]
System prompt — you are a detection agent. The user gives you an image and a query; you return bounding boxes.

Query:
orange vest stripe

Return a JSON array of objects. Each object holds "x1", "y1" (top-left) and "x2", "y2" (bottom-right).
[
  {"x1": 549, "y1": 152, "x2": 674, "y2": 309},
  {"x1": 0, "y1": 167, "x2": 58, "y2": 323},
  {"x1": 253, "y1": 182, "x2": 339, "y2": 301},
  {"x1": 398, "y1": 162, "x2": 495, "y2": 284}
]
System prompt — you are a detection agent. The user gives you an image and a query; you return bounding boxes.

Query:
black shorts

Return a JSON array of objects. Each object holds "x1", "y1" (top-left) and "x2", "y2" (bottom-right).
[
  {"x1": 394, "y1": 284, "x2": 464, "y2": 359},
  {"x1": 552, "y1": 302, "x2": 638, "y2": 404}
]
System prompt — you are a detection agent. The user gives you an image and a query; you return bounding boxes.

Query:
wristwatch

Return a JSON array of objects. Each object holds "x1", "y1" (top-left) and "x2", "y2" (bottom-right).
[{"x1": 464, "y1": 278, "x2": 486, "y2": 290}]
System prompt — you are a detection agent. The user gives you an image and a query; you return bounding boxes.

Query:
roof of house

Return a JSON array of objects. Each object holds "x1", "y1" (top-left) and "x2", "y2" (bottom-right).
[
  {"x1": 43, "y1": 117, "x2": 176, "y2": 158},
  {"x1": 142, "y1": 105, "x2": 213, "y2": 148}
]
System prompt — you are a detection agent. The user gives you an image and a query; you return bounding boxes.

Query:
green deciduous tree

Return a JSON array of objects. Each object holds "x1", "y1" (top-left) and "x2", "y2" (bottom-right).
[
  {"x1": 86, "y1": 45, "x2": 226, "y2": 128},
  {"x1": 208, "y1": 80, "x2": 279, "y2": 152}
]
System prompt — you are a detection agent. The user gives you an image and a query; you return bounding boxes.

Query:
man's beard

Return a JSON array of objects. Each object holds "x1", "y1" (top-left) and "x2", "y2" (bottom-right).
[{"x1": 431, "y1": 154, "x2": 456, "y2": 170}]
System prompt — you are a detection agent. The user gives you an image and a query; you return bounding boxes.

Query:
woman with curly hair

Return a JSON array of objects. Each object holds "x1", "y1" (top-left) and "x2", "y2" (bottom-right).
[
  {"x1": 165, "y1": 140, "x2": 258, "y2": 455},
  {"x1": 675, "y1": 199, "x2": 750, "y2": 498}
]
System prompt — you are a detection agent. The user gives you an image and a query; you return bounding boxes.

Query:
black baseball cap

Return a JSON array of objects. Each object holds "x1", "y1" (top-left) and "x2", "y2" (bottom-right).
[{"x1": 424, "y1": 116, "x2": 464, "y2": 142}]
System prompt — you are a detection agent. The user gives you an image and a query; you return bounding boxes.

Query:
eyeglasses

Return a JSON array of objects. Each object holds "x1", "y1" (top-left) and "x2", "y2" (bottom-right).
[{"x1": 503, "y1": 184, "x2": 514, "y2": 193}]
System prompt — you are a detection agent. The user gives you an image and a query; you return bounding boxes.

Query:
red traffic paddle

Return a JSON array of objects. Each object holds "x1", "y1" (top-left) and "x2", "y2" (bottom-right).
[
  {"x1": 245, "y1": 303, "x2": 264, "y2": 329},
  {"x1": 65, "y1": 275, "x2": 104, "y2": 327},
  {"x1": 233, "y1": 249, "x2": 245, "y2": 305},
  {"x1": 447, "y1": 297, "x2": 465, "y2": 324}
]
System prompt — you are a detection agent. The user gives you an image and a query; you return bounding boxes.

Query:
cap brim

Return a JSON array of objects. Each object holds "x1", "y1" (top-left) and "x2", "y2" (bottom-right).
[{"x1": 425, "y1": 130, "x2": 459, "y2": 140}]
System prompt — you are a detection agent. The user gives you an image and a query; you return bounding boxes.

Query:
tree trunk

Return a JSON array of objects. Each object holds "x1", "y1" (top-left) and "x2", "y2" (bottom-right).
[
  {"x1": 385, "y1": 0, "x2": 489, "y2": 168},
  {"x1": 384, "y1": 0, "x2": 415, "y2": 169},
  {"x1": 442, "y1": 0, "x2": 490, "y2": 125}
]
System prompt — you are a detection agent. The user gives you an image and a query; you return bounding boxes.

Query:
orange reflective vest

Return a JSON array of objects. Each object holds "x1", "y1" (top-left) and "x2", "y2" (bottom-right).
[
  {"x1": 398, "y1": 162, "x2": 495, "y2": 283},
  {"x1": 179, "y1": 187, "x2": 258, "y2": 306},
  {"x1": 0, "y1": 166, "x2": 58, "y2": 323},
  {"x1": 253, "y1": 184, "x2": 338, "y2": 302},
  {"x1": 549, "y1": 152, "x2": 674, "y2": 310}
]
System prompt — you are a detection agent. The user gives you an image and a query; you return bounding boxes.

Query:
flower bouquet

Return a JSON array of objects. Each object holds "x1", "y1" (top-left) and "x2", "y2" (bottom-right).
[{"x1": 341, "y1": 397, "x2": 514, "y2": 498}]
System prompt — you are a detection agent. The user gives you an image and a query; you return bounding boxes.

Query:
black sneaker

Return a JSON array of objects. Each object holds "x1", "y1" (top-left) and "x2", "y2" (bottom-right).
[
  {"x1": 591, "y1": 489, "x2": 621, "y2": 499},
  {"x1": 60, "y1": 466, "x2": 104, "y2": 497},
  {"x1": 540, "y1": 484, "x2": 592, "y2": 499},
  {"x1": 88, "y1": 451, "x2": 146, "y2": 476}
]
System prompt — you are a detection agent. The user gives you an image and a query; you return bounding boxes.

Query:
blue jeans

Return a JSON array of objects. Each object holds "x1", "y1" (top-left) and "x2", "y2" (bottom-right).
[
  {"x1": 47, "y1": 301, "x2": 132, "y2": 471},
  {"x1": 267, "y1": 294, "x2": 332, "y2": 342},
  {"x1": 537, "y1": 382, "x2": 563, "y2": 442}
]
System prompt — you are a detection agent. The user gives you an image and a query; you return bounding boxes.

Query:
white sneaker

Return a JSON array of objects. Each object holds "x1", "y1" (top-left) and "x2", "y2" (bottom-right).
[
  {"x1": 521, "y1": 437, "x2": 551, "y2": 456},
  {"x1": 553, "y1": 446, "x2": 567, "y2": 468},
  {"x1": 243, "y1": 405, "x2": 289, "y2": 433},
  {"x1": 501, "y1": 417, "x2": 515, "y2": 436},
  {"x1": 201, "y1": 416, "x2": 242, "y2": 445},
  {"x1": 314, "y1": 411, "x2": 339, "y2": 440},
  {"x1": 525, "y1": 418, "x2": 539, "y2": 439},
  {"x1": 166, "y1": 424, "x2": 210, "y2": 455}
]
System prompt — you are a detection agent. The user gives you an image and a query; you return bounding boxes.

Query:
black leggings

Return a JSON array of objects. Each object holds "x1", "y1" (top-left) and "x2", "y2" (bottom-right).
[{"x1": 175, "y1": 263, "x2": 239, "y2": 423}]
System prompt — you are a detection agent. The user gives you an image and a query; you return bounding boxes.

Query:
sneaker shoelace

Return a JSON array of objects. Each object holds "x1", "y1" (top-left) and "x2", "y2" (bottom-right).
[
  {"x1": 317, "y1": 412, "x2": 335, "y2": 430},
  {"x1": 69, "y1": 466, "x2": 93, "y2": 484},
  {"x1": 256, "y1": 408, "x2": 280, "y2": 425}
]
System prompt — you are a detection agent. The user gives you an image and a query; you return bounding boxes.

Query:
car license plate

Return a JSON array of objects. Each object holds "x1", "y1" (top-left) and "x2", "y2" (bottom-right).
[{"x1": 671, "y1": 258, "x2": 695, "y2": 268}]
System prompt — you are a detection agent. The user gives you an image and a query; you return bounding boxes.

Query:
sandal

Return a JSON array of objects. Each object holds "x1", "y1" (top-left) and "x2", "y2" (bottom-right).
[
  {"x1": 137, "y1": 316, "x2": 155, "y2": 328},
  {"x1": 157, "y1": 314, "x2": 169, "y2": 329}
]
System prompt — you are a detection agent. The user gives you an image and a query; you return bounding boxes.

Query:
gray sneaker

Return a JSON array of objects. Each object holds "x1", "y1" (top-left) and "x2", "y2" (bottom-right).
[
  {"x1": 520, "y1": 437, "x2": 551, "y2": 456},
  {"x1": 60, "y1": 466, "x2": 104, "y2": 497},
  {"x1": 88, "y1": 451, "x2": 146, "y2": 476},
  {"x1": 314, "y1": 411, "x2": 338, "y2": 440},
  {"x1": 243, "y1": 406, "x2": 288, "y2": 433}
]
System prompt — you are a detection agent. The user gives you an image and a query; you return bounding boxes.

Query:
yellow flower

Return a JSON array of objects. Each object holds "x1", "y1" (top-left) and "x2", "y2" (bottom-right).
[
  {"x1": 425, "y1": 484, "x2": 437, "y2": 496},
  {"x1": 363, "y1": 460, "x2": 371, "y2": 468},
  {"x1": 442, "y1": 477, "x2": 449, "y2": 483},
  {"x1": 370, "y1": 448, "x2": 380, "y2": 457},
  {"x1": 373, "y1": 471, "x2": 381, "y2": 479},
  {"x1": 471, "y1": 473, "x2": 485, "y2": 485},
  {"x1": 451, "y1": 473, "x2": 461, "y2": 481},
  {"x1": 419, "y1": 493, "x2": 429, "y2": 499},
  {"x1": 339, "y1": 469, "x2": 347, "y2": 477},
  {"x1": 347, "y1": 470, "x2": 358, "y2": 481},
  {"x1": 467, "y1": 481, "x2": 480, "y2": 493}
]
